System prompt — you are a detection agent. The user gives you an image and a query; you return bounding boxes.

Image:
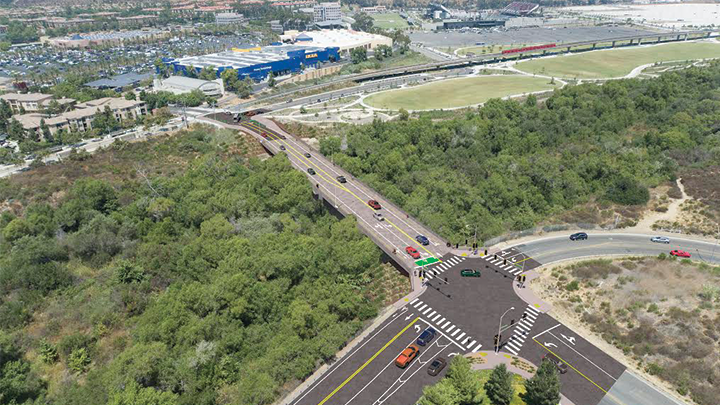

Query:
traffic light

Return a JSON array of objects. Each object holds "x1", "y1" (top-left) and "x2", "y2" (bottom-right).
[
  {"x1": 510, "y1": 319, "x2": 515, "y2": 325},
  {"x1": 522, "y1": 313, "x2": 527, "y2": 319},
  {"x1": 484, "y1": 249, "x2": 488, "y2": 256},
  {"x1": 494, "y1": 254, "x2": 498, "y2": 260},
  {"x1": 504, "y1": 258, "x2": 507, "y2": 265}
]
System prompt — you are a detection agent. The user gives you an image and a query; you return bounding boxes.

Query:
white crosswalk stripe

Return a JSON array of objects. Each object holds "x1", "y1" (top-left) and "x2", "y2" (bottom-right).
[
  {"x1": 417, "y1": 303, "x2": 428, "y2": 311},
  {"x1": 502, "y1": 305, "x2": 539, "y2": 356},
  {"x1": 471, "y1": 342, "x2": 483, "y2": 353},
  {"x1": 456, "y1": 332, "x2": 466, "y2": 340},
  {"x1": 409, "y1": 295, "x2": 480, "y2": 354},
  {"x1": 424, "y1": 308, "x2": 435, "y2": 316},
  {"x1": 446, "y1": 325, "x2": 456, "y2": 333},
  {"x1": 466, "y1": 340, "x2": 477, "y2": 349},
  {"x1": 411, "y1": 298, "x2": 419, "y2": 304},
  {"x1": 450, "y1": 329, "x2": 460, "y2": 337},
  {"x1": 431, "y1": 313, "x2": 442, "y2": 322},
  {"x1": 442, "y1": 321, "x2": 452, "y2": 329}
]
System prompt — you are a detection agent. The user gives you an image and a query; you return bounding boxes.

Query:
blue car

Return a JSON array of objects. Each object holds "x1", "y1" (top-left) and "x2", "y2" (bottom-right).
[
  {"x1": 417, "y1": 327, "x2": 437, "y2": 346},
  {"x1": 416, "y1": 235, "x2": 430, "y2": 246}
]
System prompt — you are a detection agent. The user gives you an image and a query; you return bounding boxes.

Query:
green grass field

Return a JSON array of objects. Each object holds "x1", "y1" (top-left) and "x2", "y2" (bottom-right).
[
  {"x1": 457, "y1": 43, "x2": 535, "y2": 56},
  {"x1": 516, "y1": 42, "x2": 720, "y2": 79},
  {"x1": 364, "y1": 76, "x2": 558, "y2": 110},
  {"x1": 371, "y1": 13, "x2": 409, "y2": 30}
]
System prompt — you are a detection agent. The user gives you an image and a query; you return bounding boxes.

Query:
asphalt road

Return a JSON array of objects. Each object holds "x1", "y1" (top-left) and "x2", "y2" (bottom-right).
[{"x1": 514, "y1": 233, "x2": 720, "y2": 265}]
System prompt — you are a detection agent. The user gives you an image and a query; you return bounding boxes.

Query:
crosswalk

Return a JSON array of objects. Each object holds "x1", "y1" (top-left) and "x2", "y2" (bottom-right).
[
  {"x1": 503, "y1": 305, "x2": 540, "y2": 356},
  {"x1": 420, "y1": 256, "x2": 467, "y2": 279},
  {"x1": 409, "y1": 297, "x2": 483, "y2": 353},
  {"x1": 483, "y1": 254, "x2": 524, "y2": 276}
]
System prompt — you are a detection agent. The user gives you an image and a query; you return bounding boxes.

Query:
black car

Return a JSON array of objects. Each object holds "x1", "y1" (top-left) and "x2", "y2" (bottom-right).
[
  {"x1": 569, "y1": 232, "x2": 588, "y2": 241},
  {"x1": 304, "y1": 153, "x2": 311, "y2": 158},
  {"x1": 337, "y1": 175, "x2": 347, "y2": 183},
  {"x1": 542, "y1": 353, "x2": 568, "y2": 374},
  {"x1": 307, "y1": 168, "x2": 316, "y2": 175},
  {"x1": 279, "y1": 145, "x2": 285, "y2": 151},
  {"x1": 427, "y1": 358, "x2": 447, "y2": 376}
]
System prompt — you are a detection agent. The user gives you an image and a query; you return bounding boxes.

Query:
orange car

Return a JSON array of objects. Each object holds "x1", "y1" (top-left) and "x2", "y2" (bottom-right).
[{"x1": 395, "y1": 344, "x2": 420, "y2": 368}]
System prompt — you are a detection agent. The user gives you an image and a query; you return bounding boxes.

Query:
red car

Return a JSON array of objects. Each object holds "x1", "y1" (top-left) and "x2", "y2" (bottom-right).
[
  {"x1": 368, "y1": 200, "x2": 382, "y2": 210},
  {"x1": 670, "y1": 250, "x2": 691, "y2": 258},
  {"x1": 406, "y1": 246, "x2": 420, "y2": 259}
]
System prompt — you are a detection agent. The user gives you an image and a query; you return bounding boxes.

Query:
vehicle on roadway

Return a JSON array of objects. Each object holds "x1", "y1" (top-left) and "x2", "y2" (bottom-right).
[
  {"x1": 542, "y1": 353, "x2": 568, "y2": 374},
  {"x1": 304, "y1": 152, "x2": 311, "y2": 158},
  {"x1": 307, "y1": 168, "x2": 316, "y2": 175},
  {"x1": 368, "y1": 200, "x2": 382, "y2": 210},
  {"x1": 670, "y1": 249, "x2": 691, "y2": 258},
  {"x1": 279, "y1": 145, "x2": 285, "y2": 151},
  {"x1": 406, "y1": 246, "x2": 420, "y2": 259},
  {"x1": 373, "y1": 212, "x2": 384, "y2": 221},
  {"x1": 417, "y1": 327, "x2": 436, "y2": 346},
  {"x1": 416, "y1": 235, "x2": 430, "y2": 245},
  {"x1": 651, "y1": 236, "x2": 670, "y2": 244},
  {"x1": 395, "y1": 344, "x2": 420, "y2": 368},
  {"x1": 460, "y1": 269, "x2": 481, "y2": 277},
  {"x1": 569, "y1": 232, "x2": 588, "y2": 241},
  {"x1": 427, "y1": 357, "x2": 447, "y2": 376},
  {"x1": 336, "y1": 175, "x2": 347, "y2": 183}
]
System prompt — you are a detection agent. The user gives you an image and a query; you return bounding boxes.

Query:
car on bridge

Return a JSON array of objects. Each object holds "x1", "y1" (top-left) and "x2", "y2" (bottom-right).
[
  {"x1": 406, "y1": 246, "x2": 420, "y2": 259},
  {"x1": 336, "y1": 175, "x2": 347, "y2": 183},
  {"x1": 461, "y1": 269, "x2": 481, "y2": 277},
  {"x1": 416, "y1": 235, "x2": 430, "y2": 245},
  {"x1": 417, "y1": 327, "x2": 437, "y2": 346},
  {"x1": 304, "y1": 152, "x2": 311, "y2": 158},
  {"x1": 651, "y1": 236, "x2": 670, "y2": 244},
  {"x1": 395, "y1": 344, "x2": 420, "y2": 368},
  {"x1": 279, "y1": 145, "x2": 285, "y2": 151},
  {"x1": 569, "y1": 232, "x2": 588, "y2": 241},
  {"x1": 427, "y1": 357, "x2": 447, "y2": 376},
  {"x1": 374, "y1": 212, "x2": 384, "y2": 221},
  {"x1": 670, "y1": 249, "x2": 691, "y2": 258},
  {"x1": 307, "y1": 168, "x2": 316, "y2": 175},
  {"x1": 368, "y1": 200, "x2": 382, "y2": 210}
]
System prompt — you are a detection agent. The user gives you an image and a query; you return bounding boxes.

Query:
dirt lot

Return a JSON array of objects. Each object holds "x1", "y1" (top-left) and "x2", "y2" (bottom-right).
[{"x1": 531, "y1": 257, "x2": 720, "y2": 405}]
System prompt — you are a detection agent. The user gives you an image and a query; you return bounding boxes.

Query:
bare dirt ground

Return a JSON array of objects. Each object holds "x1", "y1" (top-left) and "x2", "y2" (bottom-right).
[{"x1": 531, "y1": 257, "x2": 720, "y2": 405}]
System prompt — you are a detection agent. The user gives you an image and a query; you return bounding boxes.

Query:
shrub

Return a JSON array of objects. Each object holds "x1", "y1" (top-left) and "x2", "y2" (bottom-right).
[
  {"x1": 67, "y1": 348, "x2": 91, "y2": 373},
  {"x1": 39, "y1": 339, "x2": 58, "y2": 363},
  {"x1": 606, "y1": 177, "x2": 650, "y2": 205},
  {"x1": 566, "y1": 280, "x2": 580, "y2": 291},
  {"x1": 658, "y1": 253, "x2": 668, "y2": 260},
  {"x1": 646, "y1": 362, "x2": 664, "y2": 375}
]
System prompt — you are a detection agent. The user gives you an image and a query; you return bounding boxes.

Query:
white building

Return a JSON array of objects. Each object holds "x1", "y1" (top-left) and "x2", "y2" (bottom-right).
[
  {"x1": 215, "y1": 12, "x2": 244, "y2": 25},
  {"x1": 280, "y1": 29, "x2": 392, "y2": 54},
  {"x1": 154, "y1": 76, "x2": 224, "y2": 98},
  {"x1": 314, "y1": 2, "x2": 342, "y2": 24}
]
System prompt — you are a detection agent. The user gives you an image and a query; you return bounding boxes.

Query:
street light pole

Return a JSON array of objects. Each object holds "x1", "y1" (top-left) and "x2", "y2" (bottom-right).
[{"x1": 497, "y1": 306, "x2": 514, "y2": 354}]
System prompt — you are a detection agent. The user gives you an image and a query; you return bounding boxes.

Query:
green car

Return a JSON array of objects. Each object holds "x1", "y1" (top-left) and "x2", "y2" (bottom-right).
[{"x1": 460, "y1": 269, "x2": 481, "y2": 277}]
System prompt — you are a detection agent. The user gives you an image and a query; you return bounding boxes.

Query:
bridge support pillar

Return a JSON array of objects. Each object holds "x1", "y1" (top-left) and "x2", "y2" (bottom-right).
[
  {"x1": 566, "y1": 46, "x2": 571, "y2": 53},
  {"x1": 676, "y1": 34, "x2": 681, "y2": 41},
  {"x1": 612, "y1": 40, "x2": 616, "y2": 47},
  {"x1": 638, "y1": 38, "x2": 642, "y2": 45},
  {"x1": 657, "y1": 36, "x2": 661, "y2": 43},
  {"x1": 592, "y1": 43, "x2": 596, "y2": 49},
  {"x1": 707, "y1": 32, "x2": 712, "y2": 38}
]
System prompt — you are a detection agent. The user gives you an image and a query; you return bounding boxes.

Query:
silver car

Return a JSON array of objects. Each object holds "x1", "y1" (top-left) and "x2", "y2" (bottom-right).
[
  {"x1": 651, "y1": 236, "x2": 671, "y2": 244},
  {"x1": 373, "y1": 212, "x2": 384, "y2": 221}
]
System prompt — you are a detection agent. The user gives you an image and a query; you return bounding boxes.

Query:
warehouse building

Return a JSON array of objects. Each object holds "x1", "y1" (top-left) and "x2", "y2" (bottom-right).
[
  {"x1": 165, "y1": 44, "x2": 340, "y2": 82},
  {"x1": 279, "y1": 29, "x2": 393, "y2": 54},
  {"x1": 154, "y1": 76, "x2": 224, "y2": 97}
]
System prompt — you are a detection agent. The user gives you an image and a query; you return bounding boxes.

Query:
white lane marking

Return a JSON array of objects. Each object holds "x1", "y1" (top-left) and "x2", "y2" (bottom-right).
[
  {"x1": 417, "y1": 304, "x2": 428, "y2": 311},
  {"x1": 410, "y1": 298, "x2": 419, "y2": 304},
  {"x1": 450, "y1": 329, "x2": 460, "y2": 337},
  {"x1": 532, "y1": 323, "x2": 561, "y2": 339},
  {"x1": 445, "y1": 325, "x2": 456, "y2": 333},
  {"x1": 426, "y1": 273, "x2": 434, "y2": 279},
  {"x1": 517, "y1": 323, "x2": 530, "y2": 332},
  {"x1": 506, "y1": 340, "x2": 522, "y2": 351},
  {"x1": 466, "y1": 340, "x2": 477, "y2": 349},
  {"x1": 526, "y1": 306, "x2": 540, "y2": 315},
  {"x1": 506, "y1": 347, "x2": 519, "y2": 355},
  {"x1": 289, "y1": 308, "x2": 407, "y2": 405},
  {"x1": 437, "y1": 317, "x2": 445, "y2": 325},
  {"x1": 471, "y1": 343, "x2": 483, "y2": 352},
  {"x1": 547, "y1": 331, "x2": 618, "y2": 381},
  {"x1": 525, "y1": 312, "x2": 537, "y2": 321},
  {"x1": 422, "y1": 307, "x2": 433, "y2": 315},
  {"x1": 456, "y1": 332, "x2": 466, "y2": 340},
  {"x1": 412, "y1": 300, "x2": 423, "y2": 308},
  {"x1": 441, "y1": 321, "x2": 452, "y2": 329},
  {"x1": 431, "y1": 313, "x2": 442, "y2": 322}
]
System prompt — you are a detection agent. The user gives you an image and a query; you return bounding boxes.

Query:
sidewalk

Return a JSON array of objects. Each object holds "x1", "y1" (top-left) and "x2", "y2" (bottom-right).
[{"x1": 468, "y1": 351, "x2": 576, "y2": 405}]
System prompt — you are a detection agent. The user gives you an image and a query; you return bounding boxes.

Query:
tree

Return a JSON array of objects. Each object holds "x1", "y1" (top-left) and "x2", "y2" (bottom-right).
[
  {"x1": 198, "y1": 65, "x2": 217, "y2": 81},
  {"x1": 2, "y1": 218, "x2": 32, "y2": 243},
  {"x1": 351, "y1": 48, "x2": 368, "y2": 64},
  {"x1": 268, "y1": 74, "x2": 276, "y2": 88},
  {"x1": 446, "y1": 356, "x2": 483, "y2": 405},
  {"x1": 221, "y1": 68, "x2": 240, "y2": 92},
  {"x1": 40, "y1": 119, "x2": 52, "y2": 142},
  {"x1": 606, "y1": 176, "x2": 649, "y2": 205},
  {"x1": 236, "y1": 77, "x2": 254, "y2": 99},
  {"x1": 124, "y1": 92, "x2": 137, "y2": 101},
  {"x1": 521, "y1": 359, "x2": 561, "y2": 405},
  {"x1": 374, "y1": 44, "x2": 393, "y2": 61},
  {"x1": 418, "y1": 379, "x2": 459, "y2": 405},
  {"x1": 7, "y1": 118, "x2": 25, "y2": 141},
  {"x1": 108, "y1": 381, "x2": 178, "y2": 405},
  {"x1": 485, "y1": 364, "x2": 514, "y2": 405},
  {"x1": 351, "y1": 12, "x2": 374, "y2": 32}
]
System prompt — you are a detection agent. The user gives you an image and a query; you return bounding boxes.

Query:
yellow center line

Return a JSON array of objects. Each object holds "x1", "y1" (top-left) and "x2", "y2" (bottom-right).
[
  {"x1": 317, "y1": 317, "x2": 420, "y2": 405},
  {"x1": 531, "y1": 338, "x2": 608, "y2": 394},
  {"x1": 243, "y1": 121, "x2": 439, "y2": 260}
]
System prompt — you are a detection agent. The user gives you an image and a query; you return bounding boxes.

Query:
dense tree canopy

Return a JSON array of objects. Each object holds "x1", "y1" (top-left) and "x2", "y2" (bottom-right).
[
  {"x1": 321, "y1": 62, "x2": 720, "y2": 242},
  {"x1": 0, "y1": 126, "x2": 385, "y2": 404}
]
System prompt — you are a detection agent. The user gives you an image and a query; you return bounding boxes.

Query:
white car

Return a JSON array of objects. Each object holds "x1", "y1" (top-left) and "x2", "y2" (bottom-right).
[
  {"x1": 651, "y1": 236, "x2": 671, "y2": 244},
  {"x1": 373, "y1": 212, "x2": 384, "y2": 221}
]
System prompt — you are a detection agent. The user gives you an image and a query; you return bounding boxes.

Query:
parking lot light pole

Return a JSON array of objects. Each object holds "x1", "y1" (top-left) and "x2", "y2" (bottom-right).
[{"x1": 497, "y1": 306, "x2": 514, "y2": 354}]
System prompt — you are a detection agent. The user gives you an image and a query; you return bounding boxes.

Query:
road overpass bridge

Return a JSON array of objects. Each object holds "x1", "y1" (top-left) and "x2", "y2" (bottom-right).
[{"x1": 199, "y1": 113, "x2": 700, "y2": 405}]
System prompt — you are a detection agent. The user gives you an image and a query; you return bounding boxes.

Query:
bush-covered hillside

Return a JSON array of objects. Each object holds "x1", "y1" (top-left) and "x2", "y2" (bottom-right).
[
  {"x1": 320, "y1": 61, "x2": 720, "y2": 243},
  {"x1": 0, "y1": 126, "x2": 386, "y2": 405}
]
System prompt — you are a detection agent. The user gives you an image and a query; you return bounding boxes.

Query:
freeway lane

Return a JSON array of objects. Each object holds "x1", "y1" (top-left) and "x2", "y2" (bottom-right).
[{"x1": 513, "y1": 233, "x2": 720, "y2": 265}]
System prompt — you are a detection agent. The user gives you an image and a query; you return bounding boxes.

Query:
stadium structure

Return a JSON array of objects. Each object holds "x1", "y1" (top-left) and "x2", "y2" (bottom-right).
[
  {"x1": 433, "y1": 1, "x2": 541, "y2": 30},
  {"x1": 163, "y1": 44, "x2": 340, "y2": 82},
  {"x1": 501, "y1": 2, "x2": 540, "y2": 16}
]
